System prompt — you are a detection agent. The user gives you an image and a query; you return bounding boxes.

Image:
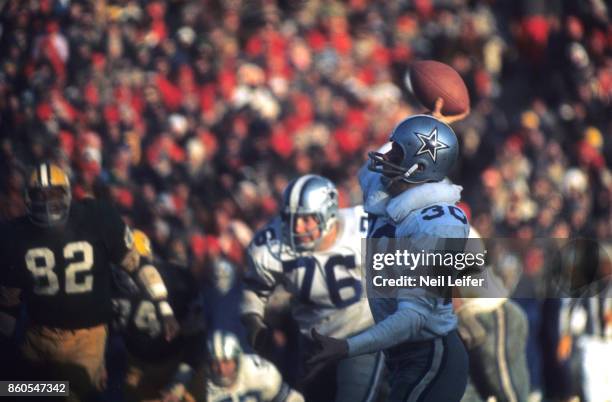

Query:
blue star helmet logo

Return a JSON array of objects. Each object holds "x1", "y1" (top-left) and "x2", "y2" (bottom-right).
[{"x1": 414, "y1": 127, "x2": 449, "y2": 163}]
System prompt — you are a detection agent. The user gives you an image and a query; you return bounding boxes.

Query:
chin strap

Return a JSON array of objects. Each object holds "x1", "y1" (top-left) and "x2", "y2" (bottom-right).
[
  {"x1": 387, "y1": 163, "x2": 420, "y2": 186},
  {"x1": 368, "y1": 151, "x2": 421, "y2": 186}
]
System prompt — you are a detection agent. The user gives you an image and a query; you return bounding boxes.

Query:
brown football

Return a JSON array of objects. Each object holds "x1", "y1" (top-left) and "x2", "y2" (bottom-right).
[{"x1": 409, "y1": 60, "x2": 470, "y2": 115}]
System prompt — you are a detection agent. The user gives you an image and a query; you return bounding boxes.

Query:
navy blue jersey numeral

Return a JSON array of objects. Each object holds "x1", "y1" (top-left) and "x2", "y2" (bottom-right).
[
  {"x1": 448, "y1": 206, "x2": 467, "y2": 224},
  {"x1": 324, "y1": 255, "x2": 361, "y2": 308},
  {"x1": 421, "y1": 205, "x2": 444, "y2": 220},
  {"x1": 360, "y1": 216, "x2": 368, "y2": 234},
  {"x1": 282, "y1": 255, "x2": 361, "y2": 307},
  {"x1": 282, "y1": 257, "x2": 315, "y2": 303},
  {"x1": 421, "y1": 205, "x2": 467, "y2": 224}
]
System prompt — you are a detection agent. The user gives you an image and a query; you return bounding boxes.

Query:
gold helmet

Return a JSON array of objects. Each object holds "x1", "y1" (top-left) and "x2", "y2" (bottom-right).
[
  {"x1": 133, "y1": 229, "x2": 153, "y2": 259},
  {"x1": 25, "y1": 163, "x2": 72, "y2": 226}
]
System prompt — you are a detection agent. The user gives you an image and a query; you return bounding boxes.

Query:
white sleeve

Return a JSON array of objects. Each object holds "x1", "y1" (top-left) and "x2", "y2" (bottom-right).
[
  {"x1": 252, "y1": 356, "x2": 286, "y2": 401},
  {"x1": 241, "y1": 252, "x2": 277, "y2": 317}
]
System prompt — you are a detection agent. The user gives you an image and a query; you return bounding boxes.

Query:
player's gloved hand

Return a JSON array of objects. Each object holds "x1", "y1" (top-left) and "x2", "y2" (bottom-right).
[
  {"x1": 430, "y1": 97, "x2": 470, "y2": 125},
  {"x1": 241, "y1": 313, "x2": 272, "y2": 351},
  {"x1": 306, "y1": 329, "x2": 348, "y2": 366},
  {"x1": 159, "y1": 301, "x2": 180, "y2": 341}
]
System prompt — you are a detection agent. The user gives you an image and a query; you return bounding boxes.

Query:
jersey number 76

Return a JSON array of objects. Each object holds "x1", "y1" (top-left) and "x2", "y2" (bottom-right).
[{"x1": 282, "y1": 255, "x2": 362, "y2": 308}]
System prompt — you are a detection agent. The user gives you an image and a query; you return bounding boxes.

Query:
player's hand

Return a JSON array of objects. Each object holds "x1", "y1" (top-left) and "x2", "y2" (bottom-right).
[
  {"x1": 162, "y1": 314, "x2": 180, "y2": 342},
  {"x1": 430, "y1": 97, "x2": 470, "y2": 125},
  {"x1": 306, "y1": 329, "x2": 348, "y2": 367}
]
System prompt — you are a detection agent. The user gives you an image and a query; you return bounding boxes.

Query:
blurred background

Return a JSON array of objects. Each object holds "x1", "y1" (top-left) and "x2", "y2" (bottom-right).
[{"x1": 0, "y1": 0, "x2": 610, "y2": 401}]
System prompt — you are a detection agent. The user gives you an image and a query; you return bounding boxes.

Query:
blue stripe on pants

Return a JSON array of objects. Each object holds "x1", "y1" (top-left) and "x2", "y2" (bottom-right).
[
  {"x1": 335, "y1": 351, "x2": 386, "y2": 402},
  {"x1": 385, "y1": 331, "x2": 468, "y2": 402}
]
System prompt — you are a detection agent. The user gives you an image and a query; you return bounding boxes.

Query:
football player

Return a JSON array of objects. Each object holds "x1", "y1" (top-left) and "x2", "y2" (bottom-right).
[
  {"x1": 241, "y1": 174, "x2": 384, "y2": 402},
  {"x1": 308, "y1": 115, "x2": 470, "y2": 402},
  {"x1": 455, "y1": 227, "x2": 530, "y2": 402},
  {"x1": 205, "y1": 330, "x2": 304, "y2": 402},
  {"x1": 111, "y1": 229, "x2": 206, "y2": 402},
  {"x1": 0, "y1": 162, "x2": 178, "y2": 402}
]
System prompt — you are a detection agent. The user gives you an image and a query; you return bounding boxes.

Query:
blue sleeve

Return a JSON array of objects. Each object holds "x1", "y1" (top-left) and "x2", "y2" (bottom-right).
[{"x1": 346, "y1": 299, "x2": 430, "y2": 356}]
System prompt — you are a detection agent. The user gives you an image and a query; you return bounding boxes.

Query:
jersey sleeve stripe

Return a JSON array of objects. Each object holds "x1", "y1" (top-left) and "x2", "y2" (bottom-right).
[{"x1": 40, "y1": 163, "x2": 49, "y2": 187}]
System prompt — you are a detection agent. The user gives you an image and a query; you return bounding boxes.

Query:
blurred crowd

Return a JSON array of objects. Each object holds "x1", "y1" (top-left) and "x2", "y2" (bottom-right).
[{"x1": 0, "y1": 0, "x2": 611, "y2": 400}]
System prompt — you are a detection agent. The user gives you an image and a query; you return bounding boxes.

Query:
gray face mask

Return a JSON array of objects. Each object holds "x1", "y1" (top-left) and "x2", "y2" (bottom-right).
[{"x1": 26, "y1": 186, "x2": 72, "y2": 227}]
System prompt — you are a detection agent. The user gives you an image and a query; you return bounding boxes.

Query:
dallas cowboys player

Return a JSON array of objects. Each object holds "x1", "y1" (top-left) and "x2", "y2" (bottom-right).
[
  {"x1": 205, "y1": 330, "x2": 304, "y2": 402},
  {"x1": 308, "y1": 115, "x2": 470, "y2": 402},
  {"x1": 241, "y1": 174, "x2": 384, "y2": 402}
]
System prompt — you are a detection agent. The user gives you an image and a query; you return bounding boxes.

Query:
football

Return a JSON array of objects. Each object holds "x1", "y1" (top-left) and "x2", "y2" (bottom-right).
[{"x1": 409, "y1": 60, "x2": 470, "y2": 115}]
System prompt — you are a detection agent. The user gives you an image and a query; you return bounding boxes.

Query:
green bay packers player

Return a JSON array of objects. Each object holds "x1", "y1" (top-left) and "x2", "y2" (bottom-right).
[
  {"x1": 205, "y1": 330, "x2": 304, "y2": 402},
  {"x1": 241, "y1": 174, "x2": 384, "y2": 402},
  {"x1": 111, "y1": 229, "x2": 206, "y2": 402},
  {"x1": 0, "y1": 162, "x2": 178, "y2": 402}
]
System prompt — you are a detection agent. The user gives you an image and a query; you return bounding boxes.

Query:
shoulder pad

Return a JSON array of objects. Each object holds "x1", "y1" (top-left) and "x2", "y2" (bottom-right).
[{"x1": 250, "y1": 218, "x2": 282, "y2": 249}]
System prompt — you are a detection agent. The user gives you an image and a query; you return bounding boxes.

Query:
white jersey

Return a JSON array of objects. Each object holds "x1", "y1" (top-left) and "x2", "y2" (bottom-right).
[
  {"x1": 366, "y1": 194, "x2": 467, "y2": 340},
  {"x1": 347, "y1": 166, "x2": 469, "y2": 356},
  {"x1": 207, "y1": 354, "x2": 299, "y2": 402},
  {"x1": 242, "y1": 206, "x2": 375, "y2": 339}
]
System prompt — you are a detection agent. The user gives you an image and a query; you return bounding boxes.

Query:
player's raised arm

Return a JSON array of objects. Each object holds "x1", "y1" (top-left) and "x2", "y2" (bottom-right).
[{"x1": 135, "y1": 230, "x2": 180, "y2": 341}]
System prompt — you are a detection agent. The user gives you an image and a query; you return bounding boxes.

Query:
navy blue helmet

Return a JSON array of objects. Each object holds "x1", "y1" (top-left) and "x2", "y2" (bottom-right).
[{"x1": 369, "y1": 115, "x2": 459, "y2": 184}]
